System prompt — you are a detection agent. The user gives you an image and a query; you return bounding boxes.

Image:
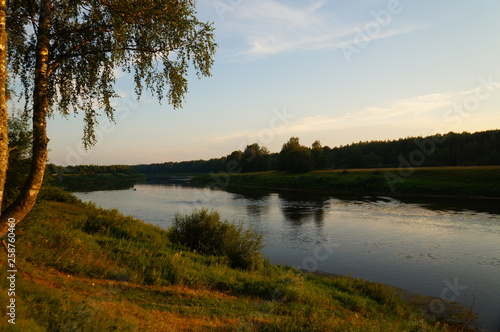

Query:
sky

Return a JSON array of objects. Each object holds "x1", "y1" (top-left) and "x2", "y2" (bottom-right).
[{"x1": 45, "y1": 0, "x2": 500, "y2": 166}]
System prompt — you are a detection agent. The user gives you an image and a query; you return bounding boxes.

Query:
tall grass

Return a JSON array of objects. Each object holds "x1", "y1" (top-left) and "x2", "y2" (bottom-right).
[{"x1": 0, "y1": 185, "x2": 473, "y2": 331}]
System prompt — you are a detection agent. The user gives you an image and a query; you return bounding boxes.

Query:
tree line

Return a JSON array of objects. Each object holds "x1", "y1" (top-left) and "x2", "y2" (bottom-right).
[
  {"x1": 134, "y1": 129, "x2": 500, "y2": 174},
  {"x1": 47, "y1": 164, "x2": 139, "y2": 176}
]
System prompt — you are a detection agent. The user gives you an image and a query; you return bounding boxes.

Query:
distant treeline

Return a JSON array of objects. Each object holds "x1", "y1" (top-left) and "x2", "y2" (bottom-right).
[
  {"x1": 45, "y1": 164, "x2": 145, "y2": 191},
  {"x1": 133, "y1": 130, "x2": 500, "y2": 174},
  {"x1": 47, "y1": 164, "x2": 140, "y2": 175}
]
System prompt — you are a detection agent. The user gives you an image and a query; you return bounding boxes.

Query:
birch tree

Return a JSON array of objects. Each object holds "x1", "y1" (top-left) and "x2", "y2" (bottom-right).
[{"x1": 0, "y1": 0, "x2": 216, "y2": 237}]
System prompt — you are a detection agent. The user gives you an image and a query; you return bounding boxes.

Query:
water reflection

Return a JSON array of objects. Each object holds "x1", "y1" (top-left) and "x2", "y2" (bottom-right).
[
  {"x1": 65, "y1": 180, "x2": 136, "y2": 192},
  {"x1": 397, "y1": 196, "x2": 500, "y2": 215},
  {"x1": 277, "y1": 190, "x2": 330, "y2": 226},
  {"x1": 226, "y1": 186, "x2": 271, "y2": 201},
  {"x1": 70, "y1": 176, "x2": 500, "y2": 217},
  {"x1": 225, "y1": 186, "x2": 272, "y2": 219},
  {"x1": 140, "y1": 177, "x2": 200, "y2": 189},
  {"x1": 69, "y1": 176, "x2": 200, "y2": 193},
  {"x1": 73, "y1": 179, "x2": 500, "y2": 331}
]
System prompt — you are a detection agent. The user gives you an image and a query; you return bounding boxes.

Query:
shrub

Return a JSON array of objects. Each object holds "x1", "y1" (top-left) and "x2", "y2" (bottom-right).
[
  {"x1": 39, "y1": 185, "x2": 80, "y2": 204},
  {"x1": 169, "y1": 208, "x2": 264, "y2": 270},
  {"x1": 220, "y1": 221, "x2": 264, "y2": 271}
]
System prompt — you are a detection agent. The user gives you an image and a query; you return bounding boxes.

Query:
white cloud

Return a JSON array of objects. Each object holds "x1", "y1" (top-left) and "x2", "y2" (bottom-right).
[
  {"x1": 230, "y1": 0, "x2": 350, "y2": 58},
  {"x1": 205, "y1": 0, "x2": 428, "y2": 60}
]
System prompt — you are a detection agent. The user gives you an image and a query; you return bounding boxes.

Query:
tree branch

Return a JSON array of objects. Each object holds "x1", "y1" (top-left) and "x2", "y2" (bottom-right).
[
  {"x1": 49, "y1": 26, "x2": 115, "y2": 75},
  {"x1": 97, "y1": 0, "x2": 135, "y2": 24}
]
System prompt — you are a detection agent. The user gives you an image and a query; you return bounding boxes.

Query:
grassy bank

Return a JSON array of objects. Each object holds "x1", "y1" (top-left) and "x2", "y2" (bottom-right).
[
  {"x1": 193, "y1": 166, "x2": 500, "y2": 198},
  {"x1": 0, "y1": 187, "x2": 477, "y2": 331}
]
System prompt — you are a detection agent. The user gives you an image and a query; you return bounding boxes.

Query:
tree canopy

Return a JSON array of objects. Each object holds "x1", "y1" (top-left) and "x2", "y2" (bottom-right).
[
  {"x1": 278, "y1": 137, "x2": 314, "y2": 173},
  {"x1": 0, "y1": 0, "x2": 217, "y2": 235},
  {"x1": 8, "y1": 0, "x2": 216, "y2": 147}
]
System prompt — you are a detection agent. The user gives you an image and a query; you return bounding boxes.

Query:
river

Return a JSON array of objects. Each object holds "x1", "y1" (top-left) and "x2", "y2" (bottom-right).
[{"x1": 73, "y1": 178, "x2": 500, "y2": 331}]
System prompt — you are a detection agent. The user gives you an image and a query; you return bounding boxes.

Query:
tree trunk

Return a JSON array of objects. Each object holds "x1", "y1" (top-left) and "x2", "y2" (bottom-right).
[
  {"x1": 0, "y1": 0, "x2": 8, "y2": 213},
  {"x1": 0, "y1": 0, "x2": 51, "y2": 238}
]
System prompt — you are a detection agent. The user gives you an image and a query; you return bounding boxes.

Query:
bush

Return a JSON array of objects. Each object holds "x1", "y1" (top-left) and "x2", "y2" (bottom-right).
[
  {"x1": 169, "y1": 209, "x2": 264, "y2": 270},
  {"x1": 39, "y1": 185, "x2": 80, "y2": 204}
]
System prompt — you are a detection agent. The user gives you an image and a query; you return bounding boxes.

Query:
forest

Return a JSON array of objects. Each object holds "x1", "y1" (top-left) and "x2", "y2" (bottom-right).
[
  {"x1": 47, "y1": 164, "x2": 139, "y2": 176},
  {"x1": 133, "y1": 129, "x2": 500, "y2": 174}
]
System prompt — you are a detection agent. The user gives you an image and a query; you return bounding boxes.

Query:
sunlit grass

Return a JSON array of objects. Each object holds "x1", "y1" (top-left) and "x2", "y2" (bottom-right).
[{"x1": 0, "y1": 187, "x2": 475, "y2": 331}]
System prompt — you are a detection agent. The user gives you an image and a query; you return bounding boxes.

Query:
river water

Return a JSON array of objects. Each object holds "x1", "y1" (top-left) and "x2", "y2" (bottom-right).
[{"x1": 73, "y1": 178, "x2": 500, "y2": 331}]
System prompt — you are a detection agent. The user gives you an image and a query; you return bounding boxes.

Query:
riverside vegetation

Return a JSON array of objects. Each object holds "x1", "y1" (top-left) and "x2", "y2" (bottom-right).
[
  {"x1": 0, "y1": 185, "x2": 477, "y2": 331},
  {"x1": 193, "y1": 166, "x2": 500, "y2": 199},
  {"x1": 134, "y1": 130, "x2": 500, "y2": 175},
  {"x1": 45, "y1": 164, "x2": 147, "y2": 191},
  {"x1": 138, "y1": 129, "x2": 500, "y2": 199}
]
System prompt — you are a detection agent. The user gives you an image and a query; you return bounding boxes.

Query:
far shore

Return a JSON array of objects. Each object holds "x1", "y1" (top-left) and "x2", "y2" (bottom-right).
[{"x1": 191, "y1": 166, "x2": 500, "y2": 200}]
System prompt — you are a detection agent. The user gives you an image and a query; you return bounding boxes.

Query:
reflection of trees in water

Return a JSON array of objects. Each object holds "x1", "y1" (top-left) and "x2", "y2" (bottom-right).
[
  {"x1": 278, "y1": 190, "x2": 330, "y2": 226},
  {"x1": 142, "y1": 177, "x2": 202, "y2": 189},
  {"x1": 68, "y1": 176, "x2": 201, "y2": 193},
  {"x1": 227, "y1": 186, "x2": 270, "y2": 200},
  {"x1": 227, "y1": 186, "x2": 333, "y2": 224},
  {"x1": 245, "y1": 201, "x2": 271, "y2": 219},
  {"x1": 340, "y1": 194, "x2": 500, "y2": 216},
  {"x1": 67, "y1": 180, "x2": 137, "y2": 192},
  {"x1": 397, "y1": 196, "x2": 500, "y2": 215},
  {"x1": 227, "y1": 186, "x2": 271, "y2": 219}
]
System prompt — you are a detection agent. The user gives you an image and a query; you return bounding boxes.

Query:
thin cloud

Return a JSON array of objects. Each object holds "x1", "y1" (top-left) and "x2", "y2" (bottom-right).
[
  {"x1": 231, "y1": 0, "x2": 350, "y2": 58},
  {"x1": 336, "y1": 22, "x2": 429, "y2": 51},
  {"x1": 207, "y1": 87, "x2": 494, "y2": 145},
  {"x1": 210, "y1": 0, "x2": 428, "y2": 60},
  {"x1": 208, "y1": 129, "x2": 261, "y2": 145}
]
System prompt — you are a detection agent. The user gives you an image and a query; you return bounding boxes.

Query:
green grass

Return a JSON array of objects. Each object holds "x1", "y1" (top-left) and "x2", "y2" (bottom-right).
[
  {"x1": 193, "y1": 166, "x2": 500, "y2": 198},
  {"x1": 0, "y1": 186, "x2": 477, "y2": 331}
]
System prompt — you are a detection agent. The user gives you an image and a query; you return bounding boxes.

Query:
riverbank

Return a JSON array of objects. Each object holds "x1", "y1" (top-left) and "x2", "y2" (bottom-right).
[
  {"x1": 193, "y1": 166, "x2": 500, "y2": 199},
  {"x1": 0, "y1": 186, "x2": 478, "y2": 331}
]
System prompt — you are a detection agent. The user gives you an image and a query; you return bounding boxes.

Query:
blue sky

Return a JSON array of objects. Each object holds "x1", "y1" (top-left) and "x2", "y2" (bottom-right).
[{"x1": 46, "y1": 0, "x2": 500, "y2": 165}]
